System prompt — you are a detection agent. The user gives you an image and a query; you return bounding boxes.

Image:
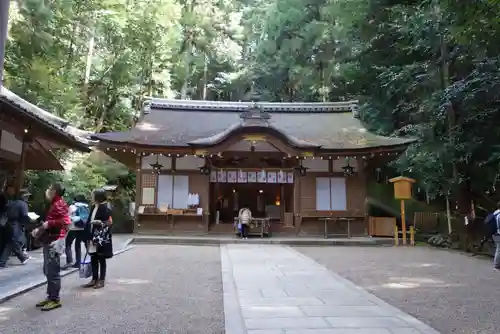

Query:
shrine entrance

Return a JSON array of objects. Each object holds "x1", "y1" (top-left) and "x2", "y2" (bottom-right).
[
  {"x1": 208, "y1": 152, "x2": 296, "y2": 225},
  {"x1": 210, "y1": 182, "x2": 293, "y2": 224}
]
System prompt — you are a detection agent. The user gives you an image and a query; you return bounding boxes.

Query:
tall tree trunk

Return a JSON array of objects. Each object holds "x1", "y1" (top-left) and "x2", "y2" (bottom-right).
[
  {"x1": 319, "y1": 61, "x2": 326, "y2": 102},
  {"x1": 82, "y1": 21, "x2": 96, "y2": 98},
  {"x1": 202, "y1": 52, "x2": 208, "y2": 100},
  {"x1": 0, "y1": 0, "x2": 11, "y2": 86},
  {"x1": 180, "y1": 41, "x2": 193, "y2": 99},
  {"x1": 65, "y1": 24, "x2": 80, "y2": 71}
]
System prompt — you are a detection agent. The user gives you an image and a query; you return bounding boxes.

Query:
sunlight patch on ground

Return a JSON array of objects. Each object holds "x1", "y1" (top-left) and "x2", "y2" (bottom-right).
[
  {"x1": 380, "y1": 277, "x2": 463, "y2": 289},
  {"x1": 402, "y1": 263, "x2": 442, "y2": 268},
  {"x1": 113, "y1": 278, "x2": 151, "y2": 285},
  {"x1": 0, "y1": 306, "x2": 13, "y2": 322}
]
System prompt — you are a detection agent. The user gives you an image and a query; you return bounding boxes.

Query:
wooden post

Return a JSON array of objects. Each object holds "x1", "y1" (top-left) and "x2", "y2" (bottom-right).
[
  {"x1": 293, "y1": 169, "x2": 301, "y2": 230},
  {"x1": 134, "y1": 155, "x2": 141, "y2": 232},
  {"x1": 14, "y1": 135, "x2": 29, "y2": 192},
  {"x1": 401, "y1": 199, "x2": 407, "y2": 245},
  {"x1": 394, "y1": 225, "x2": 399, "y2": 246},
  {"x1": 389, "y1": 176, "x2": 416, "y2": 246},
  {"x1": 410, "y1": 226, "x2": 415, "y2": 246}
]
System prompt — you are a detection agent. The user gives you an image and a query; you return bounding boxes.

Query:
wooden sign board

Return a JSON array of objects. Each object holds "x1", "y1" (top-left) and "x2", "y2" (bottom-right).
[{"x1": 389, "y1": 176, "x2": 416, "y2": 200}]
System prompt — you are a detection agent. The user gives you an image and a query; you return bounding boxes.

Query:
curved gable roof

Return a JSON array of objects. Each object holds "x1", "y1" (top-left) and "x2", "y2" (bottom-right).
[{"x1": 92, "y1": 99, "x2": 415, "y2": 151}]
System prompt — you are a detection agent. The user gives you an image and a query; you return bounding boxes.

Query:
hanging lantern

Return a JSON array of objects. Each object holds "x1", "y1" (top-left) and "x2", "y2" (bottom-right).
[
  {"x1": 341, "y1": 157, "x2": 355, "y2": 176},
  {"x1": 199, "y1": 164, "x2": 211, "y2": 175},
  {"x1": 149, "y1": 154, "x2": 163, "y2": 174},
  {"x1": 294, "y1": 160, "x2": 308, "y2": 176}
]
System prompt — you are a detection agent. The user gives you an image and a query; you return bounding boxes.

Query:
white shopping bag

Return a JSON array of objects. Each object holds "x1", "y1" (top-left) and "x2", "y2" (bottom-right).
[{"x1": 79, "y1": 253, "x2": 92, "y2": 279}]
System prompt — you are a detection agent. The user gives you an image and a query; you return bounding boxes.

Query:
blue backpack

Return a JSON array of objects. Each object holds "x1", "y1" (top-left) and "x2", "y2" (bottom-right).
[
  {"x1": 73, "y1": 204, "x2": 90, "y2": 228},
  {"x1": 484, "y1": 212, "x2": 500, "y2": 236}
]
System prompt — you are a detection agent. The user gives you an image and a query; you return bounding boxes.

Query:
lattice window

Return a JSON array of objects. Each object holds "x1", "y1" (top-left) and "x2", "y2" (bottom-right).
[{"x1": 141, "y1": 173, "x2": 157, "y2": 208}]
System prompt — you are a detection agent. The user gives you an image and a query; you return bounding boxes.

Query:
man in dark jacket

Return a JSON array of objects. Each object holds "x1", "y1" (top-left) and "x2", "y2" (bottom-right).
[
  {"x1": 0, "y1": 193, "x2": 7, "y2": 257},
  {"x1": 0, "y1": 189, "x2": 31, "y2": 268}
]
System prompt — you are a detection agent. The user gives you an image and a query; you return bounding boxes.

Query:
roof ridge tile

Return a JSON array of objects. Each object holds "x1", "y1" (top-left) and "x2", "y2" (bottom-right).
[{"x1": 146, "y1": 98, "x2": 359, "y2": 113}]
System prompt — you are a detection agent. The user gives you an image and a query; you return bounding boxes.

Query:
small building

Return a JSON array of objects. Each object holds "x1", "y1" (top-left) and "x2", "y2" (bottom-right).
[
  {"x1": 92, "y1": 99, "x2": 414, "y2": 236},
  {"x1": 0, "y1": 87, "x2": 91, "y2": 189}
]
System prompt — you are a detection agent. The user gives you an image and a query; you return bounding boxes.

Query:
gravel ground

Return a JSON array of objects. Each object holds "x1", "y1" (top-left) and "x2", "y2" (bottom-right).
[
  {"x1": 0, "y1": 245, "x2": 225, "y2": 334},
  {"x1": 296, "y1": 246, "x2": 500, "y2": 334}
]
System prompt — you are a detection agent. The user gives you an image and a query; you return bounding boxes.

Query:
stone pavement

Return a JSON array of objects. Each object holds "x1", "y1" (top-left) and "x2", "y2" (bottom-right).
[
  {"x1": 221, "y1": 244, "x2": 440, "y2": 334},
  {"x1": 0, "y1": 245, "x2": 224, "y2": 334},
  {"x1": 0, "y1": 234, "x2": 132, "y2": 303}
]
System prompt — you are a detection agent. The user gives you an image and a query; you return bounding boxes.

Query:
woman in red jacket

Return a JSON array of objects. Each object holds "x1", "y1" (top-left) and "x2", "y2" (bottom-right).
[{"x1": 33, "y1": 183, "x2": 70, "y2": 311}]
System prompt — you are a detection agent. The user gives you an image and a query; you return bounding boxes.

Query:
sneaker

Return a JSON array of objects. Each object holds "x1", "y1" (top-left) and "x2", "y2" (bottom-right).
[
  {"x1": 41, "y1": 300, "x2": 61, "y2": 311},
  {"x1": 35, "y1": 299, "x2": 51, "y2": 308},
  {"x1": 21, "y1": 257, "x2": 31, "y2": 265}
]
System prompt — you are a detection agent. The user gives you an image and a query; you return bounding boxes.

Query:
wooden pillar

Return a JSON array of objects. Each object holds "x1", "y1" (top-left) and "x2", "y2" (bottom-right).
[
  {"x1": 134, "y1": 155, "x2": 141, "y2": 232},
  {"x1": 14, "y1": 134, "x2": 30, "y2": 192},
  {"x1": 280, "y1": 183, "x2": 285, "y2": 222},
  {"x1": 280, "y1": 160, "x2": 285, "y2": 223},
  {"x1": 293, "y1": 168, "x2": 301, "y2": 230}
]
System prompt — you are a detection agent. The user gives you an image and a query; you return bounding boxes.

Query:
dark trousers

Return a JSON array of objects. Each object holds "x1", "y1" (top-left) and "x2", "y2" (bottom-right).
[
  {"x1": 91, "y1": 254, "x2": 107, "y2": 281},
  {"x1": 241, "y1": 224, "x2": 249, "y2": 238},
  {"x1": 0, "y1": 223, "x2": 27, "y2": 266},
  {"x1": 43, "y1": 244, "x2": 61, "y2": 301},
  {"x1": 65, "y1": 230, "x2": 85, "y2": 266}
]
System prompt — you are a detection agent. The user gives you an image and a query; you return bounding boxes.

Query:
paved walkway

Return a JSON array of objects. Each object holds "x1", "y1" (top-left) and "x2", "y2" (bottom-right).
[
  {"x1": 0, "y1": 234, "x2": 132, "y2": 303},
  {"x1": 221, "y1": 244, "x2": 440, "y2": 334}
]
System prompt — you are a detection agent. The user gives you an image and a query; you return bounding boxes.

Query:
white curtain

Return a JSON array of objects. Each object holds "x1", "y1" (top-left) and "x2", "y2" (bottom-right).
[
  {"x1": 330, "y1": 178, "x2": 347, "y2": 210},
  {"x1": 316, "y1": 177, "x2": 331, "y2": 210},
  {"x1": 157, "y1": 175, "x2": 173, "y2": 209},
  {"x1": 173, "y1": 175, "x2": 189, "y2": 209}
]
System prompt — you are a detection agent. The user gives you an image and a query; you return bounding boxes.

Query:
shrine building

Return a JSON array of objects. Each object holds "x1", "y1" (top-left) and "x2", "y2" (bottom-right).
[{"x1": 91, "y1": 99, "x2": 414, "y2": 236}]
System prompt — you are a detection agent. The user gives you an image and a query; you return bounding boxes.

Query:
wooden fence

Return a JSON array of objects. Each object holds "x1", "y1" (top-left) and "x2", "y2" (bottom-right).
[{"x1": 413, "y1": 212, "x2": 447, "y2": 232}]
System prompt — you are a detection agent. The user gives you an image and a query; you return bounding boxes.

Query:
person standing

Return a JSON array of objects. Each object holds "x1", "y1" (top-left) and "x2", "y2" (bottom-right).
[
  {"x1": 0, "y1": 189, "x2": 31, "y2": 268},
  {"x1": 238, "y1": 207, "x2": 251, "y2": 239},
  {"x1": 64, "y1": 195, "x2": 89, "y2": 269},
  {"x1": 493, "y1": 202, "x2": 500, "y2": 270},
  {"x1": 33, "y1": 183, "x2": 70, "y2": 311},
  {"x1": 83, "y1": 189, "x2": 113, "y2": 289},
  {"x1": 0, "y1": 193, "x2": 7, "y2": 257}
]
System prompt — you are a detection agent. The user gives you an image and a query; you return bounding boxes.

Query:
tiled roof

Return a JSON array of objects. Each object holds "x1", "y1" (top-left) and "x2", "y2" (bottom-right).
[
  {"x1": 0, "y1": 87, "x2": 92, "y2": 151},
  {"x1": 92, "y1": 99, "x2": 415, "y2": 150}
]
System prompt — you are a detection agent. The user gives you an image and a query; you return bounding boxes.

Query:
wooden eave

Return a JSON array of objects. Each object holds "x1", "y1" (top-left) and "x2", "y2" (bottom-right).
[
  {"x1": 0, "y1": 97, "x2": 90, "y2": 152},
  {"x1": 95, "y1": 137, "x2": 411, "y2": 158}
]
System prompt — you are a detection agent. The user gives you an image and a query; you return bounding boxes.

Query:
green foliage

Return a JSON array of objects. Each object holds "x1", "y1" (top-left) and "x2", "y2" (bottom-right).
[{"x1": 6, "y1": 0, "x2": 500, "y2": 217}]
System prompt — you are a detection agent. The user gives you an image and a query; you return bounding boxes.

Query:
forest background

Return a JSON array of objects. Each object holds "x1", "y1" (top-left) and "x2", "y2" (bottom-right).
[{"x1": 4, "y1": 0, "x2": 500, "y2": 231}]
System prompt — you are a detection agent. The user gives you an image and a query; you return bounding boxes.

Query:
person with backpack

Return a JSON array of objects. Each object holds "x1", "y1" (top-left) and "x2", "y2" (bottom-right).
[
  {"x1": 64, "y1": 194, "x2": 89, "y2": 269},
  {"x1": 485, "y1": 201, "x2": 500, "y2": 269}
]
